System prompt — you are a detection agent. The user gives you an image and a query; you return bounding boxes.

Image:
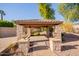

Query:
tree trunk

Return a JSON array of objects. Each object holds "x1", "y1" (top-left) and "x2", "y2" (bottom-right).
[{"x1": 1, "y1": 14, "x2": 3, "y2": 20}]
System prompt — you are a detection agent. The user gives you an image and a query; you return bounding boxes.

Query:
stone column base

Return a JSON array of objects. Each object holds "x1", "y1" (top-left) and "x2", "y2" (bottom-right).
[
  {"x1": 49, "y1": 38, "x2": 61, "y2": 53},
  {"x1": 17, "y1": 39, "x2": 29, "y2": 56}
]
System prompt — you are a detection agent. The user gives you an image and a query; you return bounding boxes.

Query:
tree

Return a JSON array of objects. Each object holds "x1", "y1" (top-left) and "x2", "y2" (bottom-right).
[
  {"x1": 58, "y1": 3, "x2": 79, "y2": 22},
  {"x1": 39, "y1": 3, "x2": 55, "y2": 19},
  {"x1": 0, "y1": 10, "x2": 6, "y2": 20},
  {"x1": 39, "y1": 3, "x2": 55, "y2": 37}
]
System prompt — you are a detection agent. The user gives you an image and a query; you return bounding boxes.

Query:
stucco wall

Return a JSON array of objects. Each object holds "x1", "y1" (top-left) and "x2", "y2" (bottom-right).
[
  {"x1": 73, "y1": 25, "x2": 79, "y2": 33},
  {"x1": 0, "y1": 27, "x2": 16, "y2": 38}
]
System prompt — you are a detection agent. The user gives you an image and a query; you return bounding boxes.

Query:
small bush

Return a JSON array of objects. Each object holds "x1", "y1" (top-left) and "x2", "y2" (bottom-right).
[
  {"x1": 61, "y1": 22, "x2": 74, "y2": 32},
  {"x1": 0, "y1": 20, "x2": 15, "y2": 27},
  {"x1": 31, "y1": 29, "x2": 40, "y2": 36}
]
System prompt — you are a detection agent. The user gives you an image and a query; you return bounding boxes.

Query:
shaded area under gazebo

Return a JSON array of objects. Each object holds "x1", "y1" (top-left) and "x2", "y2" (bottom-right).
[{"x1": 14, "y1": 19, "x2": 63, "y2": 56}]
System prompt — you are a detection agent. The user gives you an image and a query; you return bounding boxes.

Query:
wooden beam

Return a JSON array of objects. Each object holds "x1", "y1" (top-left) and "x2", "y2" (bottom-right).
[{"x1": 15, "y1": 20, "x2": 63, "y2": 26}]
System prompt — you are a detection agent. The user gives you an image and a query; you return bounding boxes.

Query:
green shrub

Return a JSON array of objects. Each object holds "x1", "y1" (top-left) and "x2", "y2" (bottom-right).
[{"x1": 0, "y1": 20, "x2": 14, "y2": 27}]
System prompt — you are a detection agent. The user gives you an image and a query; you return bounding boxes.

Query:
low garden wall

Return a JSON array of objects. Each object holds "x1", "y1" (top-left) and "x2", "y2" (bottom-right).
[
  {"x1": 0, "y1": 27, "x2": 16, "y2": 38},
  {"x1": 73, "y1": 25, "x2": 79, "y2": 33}
]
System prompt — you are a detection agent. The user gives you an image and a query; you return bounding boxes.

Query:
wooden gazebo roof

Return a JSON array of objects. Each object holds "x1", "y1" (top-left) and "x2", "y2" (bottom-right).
[{"x1": 15, "y1": 19, "x2": 63, "y2": 28}]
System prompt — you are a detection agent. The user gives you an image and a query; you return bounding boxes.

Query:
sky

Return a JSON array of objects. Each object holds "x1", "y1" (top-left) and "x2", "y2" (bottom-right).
[{"x1": 0, "y1": 3, "x2": 64, "y2": 21}]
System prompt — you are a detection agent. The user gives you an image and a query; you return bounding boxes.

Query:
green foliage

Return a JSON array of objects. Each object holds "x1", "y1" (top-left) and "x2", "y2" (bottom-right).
[
  {"x1": 39, "y1": 3, "x2": 55, "y2": 19},
  {"x1": 31, "y1": 29, "x2": 40, "y2": 36},
  {"x1": 31, "y1": 31, "x2": 40, "y2": 36},
  {"x1": 39, "y1": 3, "x2": 55, "y2": 33},
  {"x1": 58, "y1": 3, "x2": 79, "y2": 22},
  {"x1": 0, "y1": 20, "x2": 15, "y2": 27}
]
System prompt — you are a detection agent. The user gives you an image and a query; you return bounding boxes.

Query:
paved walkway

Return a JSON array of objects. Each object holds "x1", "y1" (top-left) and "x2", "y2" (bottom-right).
[
  {"x1": 28, "y1": 36, "x2": 56, "y2": 56},
  {"x1": 0, "y1": 37, "x2": 17, "y2": 53},
  {"x1": 28, "y1": 33, "x2": 79, "y2": 56},
  {"x1": 1, "y1": 33, "x2": 79, "y2": 56},
  {"x1": 58, "y1": 33, "x2": 79, "y2": 56}
]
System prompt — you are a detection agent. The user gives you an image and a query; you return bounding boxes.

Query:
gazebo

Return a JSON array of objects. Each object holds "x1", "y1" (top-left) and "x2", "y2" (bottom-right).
[{"x1": 15, "y1": 19, "x2": 63, "y2": 55}]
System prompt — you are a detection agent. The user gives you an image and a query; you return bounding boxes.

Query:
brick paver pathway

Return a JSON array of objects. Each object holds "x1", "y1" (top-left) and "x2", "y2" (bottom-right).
[{"x1": 28, "y1": 36, "x2": 56, "y2": 56}]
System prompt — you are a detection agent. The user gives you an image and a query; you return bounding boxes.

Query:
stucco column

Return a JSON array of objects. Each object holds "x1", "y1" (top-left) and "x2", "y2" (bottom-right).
[
  {"x1": 16, "y1": 38, "x2": 29, "y2": 56},
  {"x1": 49, "y1": 25, "x2": 62, "y2": 53},
  {"x1": 26, "y1": 27, "x2": 31, "y2": 38},
  {"x1": 17, "y1": 25, "x2": 25, "y2": 40},
  {"x1": 16, "y1": 25, "x2": 31, "y2": 56},
  {"x1": 54, "y1": 25, "x2": 61, "y2": 39}
]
